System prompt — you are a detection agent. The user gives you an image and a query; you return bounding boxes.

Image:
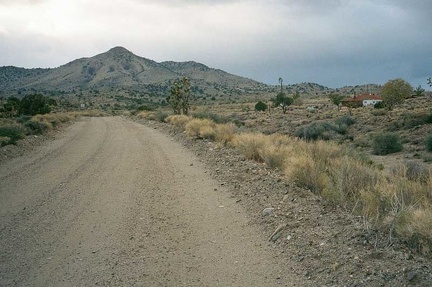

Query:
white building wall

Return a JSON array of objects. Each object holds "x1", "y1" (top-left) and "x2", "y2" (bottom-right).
[{"x1": 363, "y1": 100, "x2": 382, "y2": 107}]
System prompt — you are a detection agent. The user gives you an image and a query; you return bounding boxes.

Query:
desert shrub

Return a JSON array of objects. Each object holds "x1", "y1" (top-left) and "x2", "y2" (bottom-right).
[
  {"x1": 256, "y1": 134, "x2": 293, "y2": 169},
  {"x1": 232, "y1": 133, "x2": 295, "y2": 168},
  {"x1": 137, "y1": 111, "x2": 155, "y2": 120},
  {"x1": 192, "y1": 110, "x2": 228, "y2": 124},
  {"x1": 294, "y1": 121, "x2": 339, "y2": 141},
  {"x1": 137, "y1": 105, "x2": 154, "y2": 112},
  {"x1": 198, "y1": 124, "x2": 216, "y2": 140},
  {"x1": 401, "y1": 113, "x2": 432, "y2": 129},
  {"x1": 165, "y1": 115, "x2": 191, "y2": 129},
  {"x1": 214, "y1": 123, "x2": 236, "y2": 146},
  {"x1": 288, "y1": 153, "x2": 331, "y2": 194},
  {"x1": 372, "y1": 132, "x2": 403, "y2": 155},
  {"x1": 25, "y1": 119, "x2": 52, "y2": 134},
  {"x1": 185, "y1": 118, "x2": 215, "y2": 139},
  {"x1": 232, "y1": 133, "x2": 268, "y2": 162},
  {"x1": 19, "y1": 93, "x2": 53, "y2": 116},
  {"x1": 426, "y1": 134, "x2": 432, "y2": 152},
  {"x1": 391, "y1": 161, "x2": 430, "y2": 182},
  {"x1": 156, "y1": 111, "x2": 170, "y2": 122},
  {"x1": 16, "y1": 115, "x2": 32, "y2": 124},
  {"x1": 254, "y1": 101, "x2": 268, "y2": 112},
  {"x1": 32, "y1": 114, "x2": 71, "y2": 127},
  {"x1": 374, "y1": 101, "x2": 385, "y2": 109},
  {"x1": 325, "y1": 157, "x2": 378, "y2": 206},
  {"x1": 401, "y1": 209, "x2": 432, "y2": 254},
  {"x1": 334, "y1": 115, "x2": 355, "y2": 126},
  {"x1": 0, "y1": 136, "x2": 11, "y2": 146},
  {"x1": 377, "y1": 173, "x2": 431, "y2": 250},
  {"x1": 226, "y1": 113, "x2": 245, "y2": 127},
  {"x1": 259, "y1": 145, "x2": 288, "y2": 169},
  {"x1": 389, "y1": 113, "x2": 432, "y2": 131},
  {"x1": 371, "y1": 109, "x2": 387, "y2": 116},
  {"x1": 0, "y1": 124, "x2": 26, "y2": 145},
  {"x1": 228, "y1": 129, "x2": 432, "y2": 253}
]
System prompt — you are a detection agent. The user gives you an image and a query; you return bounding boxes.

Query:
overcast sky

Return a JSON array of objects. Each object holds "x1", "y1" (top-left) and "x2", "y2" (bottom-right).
[{"x1": 0, "y1": 0, "x2": 431, "y2": 88}]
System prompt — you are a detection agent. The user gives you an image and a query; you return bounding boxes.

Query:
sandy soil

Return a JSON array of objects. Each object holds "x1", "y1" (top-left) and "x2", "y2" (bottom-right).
[{"x1": 0, "y1": 117, "x2": 299, "y2": 286}]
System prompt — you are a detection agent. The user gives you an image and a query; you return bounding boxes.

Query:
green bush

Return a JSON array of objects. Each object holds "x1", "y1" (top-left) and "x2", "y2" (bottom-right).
[
  {"x1": 374, "y1": 101, "x2": 385, "y2": 109},
  {"x1": 254, "y1": 101, "x2": 268, "y2": 112},
  {"x1": 24, "y1": 120, "x2": 51, "y2": 135},
  {"x1": 19, "y1": 94, "x2": 53, "y2": 116},
  {"x1": 389, "y1": 113, "x2": 432, "y2": 131},
  {"x1": 0, "y1": 124, "x2": 26, "y2": 145},
  {"x1": 335, "y1": 115, "x2": 355, "y2": 126},
  {"x1": 372, "y1": 132, "x2": 403, "y2": 155},
  {"x1": 137, "y1": 105, "x2": 154, "y2": 112},
  {"x1": 425, "y1": 134, "x2": 432, "y2": 152},
  {"x1": 156, "y1": 111, "x2": 169, "y2": 122},
  {"x1": 294, "y1": 121, "x2": 339, "y2": 141}
]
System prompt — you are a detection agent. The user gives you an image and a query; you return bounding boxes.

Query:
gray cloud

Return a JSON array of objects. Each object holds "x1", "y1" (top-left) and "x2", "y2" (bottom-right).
[{"x1": 0, "y1": 0, "x2": 430, "y2": 88}]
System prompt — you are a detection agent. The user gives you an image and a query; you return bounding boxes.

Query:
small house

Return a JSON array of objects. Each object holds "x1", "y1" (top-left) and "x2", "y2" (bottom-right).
[{"x1": 342, "y1": 94, "x2": 382, "y2": 108}]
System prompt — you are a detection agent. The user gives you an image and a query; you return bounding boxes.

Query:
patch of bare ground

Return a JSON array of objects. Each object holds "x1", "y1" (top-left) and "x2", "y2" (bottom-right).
[{"x1": 139, "y1": 117, "x2": 432, "y2": 287}]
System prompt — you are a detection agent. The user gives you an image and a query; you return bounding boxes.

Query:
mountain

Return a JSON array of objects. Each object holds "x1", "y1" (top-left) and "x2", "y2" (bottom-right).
[
  {"x1": 0, "y1": 47, "x2": 383, "y2": 109},
  {"x1": 0, "y1": 47, "x2": 269, "y2": 98}
]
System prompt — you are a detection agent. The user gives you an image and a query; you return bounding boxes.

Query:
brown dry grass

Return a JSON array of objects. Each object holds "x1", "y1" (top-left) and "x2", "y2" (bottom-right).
[
  {"x1": 185, "y1": 118, "x2": 215, "y2": 139},
  {"x1": 163, "y1": 104, "x2": 432, "y2": 254},
  {"x1": 165, "y1": 115, "x2": 192, "y2": 129}
]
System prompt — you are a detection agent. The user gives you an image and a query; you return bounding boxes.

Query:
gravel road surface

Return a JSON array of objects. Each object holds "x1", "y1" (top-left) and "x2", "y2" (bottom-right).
[{"x1": 0, "y1": 117, "x2": 296, "y2": 286}]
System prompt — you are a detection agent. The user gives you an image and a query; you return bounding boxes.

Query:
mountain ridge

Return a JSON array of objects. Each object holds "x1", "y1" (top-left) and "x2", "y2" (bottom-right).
[
  {"x1": 0, "y1": 46, "x2": 381, "y2": 100},
  {"x1": 0, "y1": 46, "x2": 270, "y2": 99}
]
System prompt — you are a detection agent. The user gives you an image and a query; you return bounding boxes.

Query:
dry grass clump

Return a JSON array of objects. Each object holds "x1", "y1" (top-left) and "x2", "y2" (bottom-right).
[
  {"x1": 165, "y1": 115, "x2": 192, "y2": 129},
  {"x1": 137, "y1": 111, "x2": 156, "y2": 120},
  {"x1": 231, "y1": 133, "x2": 269, "y2": 162},
  {"x1": 214, "y1": 123, "x2": 236, "y2": 147},
  {"x1": 185, "y1": 118, "x2": 215, "y2": 139},
  {"x1": 372, "y1": 170, "x2": 432, "y2": 253},
  {"x1": 25, "y1": 113, "x2": 77, "y2": 135},
  {"x1": 284, "y1": 141, "x2": 338, "y2": 194},
  {"x1": 279, "y1": 137, "x2": 432, "y2": 252},
  {"x1": 231, "y1": 133, "x2": 294, "y2": 169},
  {"x1": 32, "y1": 113, "x2": 74, "y2": 128}
]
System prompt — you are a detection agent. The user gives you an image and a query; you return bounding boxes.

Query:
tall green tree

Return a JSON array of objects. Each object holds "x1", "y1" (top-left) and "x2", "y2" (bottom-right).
[
  {"x1": 168, "y1": 77, "x2": 191, "y2": 115},
  {"x1": 272, "y1": 92, "x2": 292, "y2": 114},
  {"x1": 380, "y1": 78, "x2": 412, "y2": 110},
  {"x1": 427, "y1": 77, "x2": 431, "y2": 87}
]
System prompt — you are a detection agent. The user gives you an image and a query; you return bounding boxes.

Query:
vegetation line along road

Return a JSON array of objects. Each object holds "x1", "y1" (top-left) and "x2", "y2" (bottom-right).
[{"x1": 0, "y1": 116, "x2": 297, "y2": 287}]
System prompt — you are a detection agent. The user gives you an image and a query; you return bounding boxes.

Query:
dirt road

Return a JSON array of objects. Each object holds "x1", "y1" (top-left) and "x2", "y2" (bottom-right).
[{"x1": 0, "y1": 117, "x2": 297, "y2": 286}]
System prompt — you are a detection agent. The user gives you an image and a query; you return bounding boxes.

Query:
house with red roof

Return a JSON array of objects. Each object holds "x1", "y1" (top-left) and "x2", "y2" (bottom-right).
[{"x1": 341, "y1": 94, "x2": 382, "y2": 108}]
